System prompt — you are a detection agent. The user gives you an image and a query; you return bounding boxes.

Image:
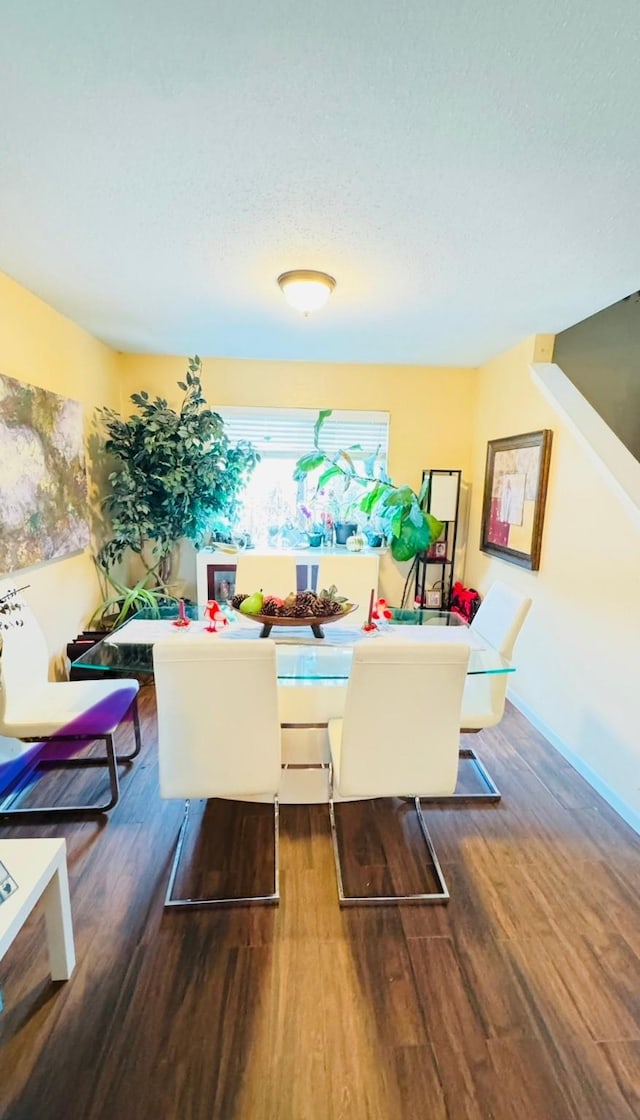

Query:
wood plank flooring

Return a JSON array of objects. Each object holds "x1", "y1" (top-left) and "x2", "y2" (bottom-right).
[{"x1": 2, "y1": 687, "x2": 640, "y2": 1119}]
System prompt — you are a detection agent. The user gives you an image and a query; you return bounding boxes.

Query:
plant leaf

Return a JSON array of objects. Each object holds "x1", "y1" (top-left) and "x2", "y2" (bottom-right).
[
  {"x1": 313, "y1": 409, "x2": 332, "y2": 447},
  {"x1": 313, "y1": 464, "x2": 341, "y2": 490}
]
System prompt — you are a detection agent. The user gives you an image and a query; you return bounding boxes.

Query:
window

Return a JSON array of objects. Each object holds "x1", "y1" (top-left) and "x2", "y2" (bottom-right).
[{"x1": 215, "y1": 407, "x2": 389, "y2": 547}]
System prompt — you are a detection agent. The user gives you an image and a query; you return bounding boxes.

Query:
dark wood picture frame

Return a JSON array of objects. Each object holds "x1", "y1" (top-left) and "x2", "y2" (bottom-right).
[
  {"x1": 206, "y1": 564, "x2": 237, "y2": 604},
  {"x1": 480, "y1": 429, "x2": 552, "y2": 570}
]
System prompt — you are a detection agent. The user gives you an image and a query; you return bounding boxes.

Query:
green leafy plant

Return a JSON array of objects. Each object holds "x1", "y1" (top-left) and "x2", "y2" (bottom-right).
[
  {"x1": 96, "y1": 355, "x2": 259, "y2": 614},
  {"x1": 90, "y1": 567, "x2": 177, "y2": 631},
  {"x1": 294, "y1": 409, "x2": 443, "y2": 562}
]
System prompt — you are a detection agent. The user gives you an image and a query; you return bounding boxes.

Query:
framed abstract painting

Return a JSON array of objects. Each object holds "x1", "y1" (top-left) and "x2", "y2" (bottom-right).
[
  {"x1": 480, "y1": 429, "x2": 552, "y2": 570},
  {"x1": 0, "y1": 374, "x2": 89, "y2": 573}
]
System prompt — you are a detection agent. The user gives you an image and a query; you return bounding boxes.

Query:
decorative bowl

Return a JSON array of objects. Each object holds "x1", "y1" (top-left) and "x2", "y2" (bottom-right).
[{"x1": 233, "y1": 602, "x2": 358, "y2": 638}]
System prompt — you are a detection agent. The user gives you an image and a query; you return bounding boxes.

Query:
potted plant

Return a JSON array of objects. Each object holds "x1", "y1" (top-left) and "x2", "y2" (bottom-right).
[
  {"x1": 294, "y1": 409, "x2": 443, "y2": 562},
  {"x1": 94, "y1": 355, "x2": 259, "y2": 623}
]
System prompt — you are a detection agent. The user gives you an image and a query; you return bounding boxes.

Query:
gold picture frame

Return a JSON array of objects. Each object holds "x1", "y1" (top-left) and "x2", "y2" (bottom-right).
[{"x1": 480, "y1": 430, "x2": 552, "y2": 570}]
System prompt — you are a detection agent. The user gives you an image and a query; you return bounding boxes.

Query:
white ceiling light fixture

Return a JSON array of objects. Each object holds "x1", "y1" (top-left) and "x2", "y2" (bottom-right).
[{"x1": 277, "y1": 269, "x2": 336, "y2": 316}]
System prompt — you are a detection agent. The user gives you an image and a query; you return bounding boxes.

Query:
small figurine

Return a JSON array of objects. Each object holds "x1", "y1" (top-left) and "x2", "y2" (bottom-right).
[
  {"x1": 204, "y1": 599, "x2": 229, "y2": 632},
  {"x1": 371, "y1": 597, "x2": 392, "y2": 624}
]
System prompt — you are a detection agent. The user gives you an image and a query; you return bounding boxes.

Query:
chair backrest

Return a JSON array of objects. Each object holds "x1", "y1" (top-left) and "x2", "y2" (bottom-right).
[
  {"x1": 335, "y1": 640, "x2": 470, "y2": 797},
  {"x1": 316, "y1": 554, "x2": 379, "y2": 626},
  {"x1": 152, "y1": 636, "x2": 281, "y2": 799},
  {"x1": 470, "y1": 581, "x2": 532, "y2": 658},
  {"x1": 0, "y1": 593, "x2": 50, "y2": 730},
  {"x1": 234, "y1": 554, "x2": 298, "y2": 602}
]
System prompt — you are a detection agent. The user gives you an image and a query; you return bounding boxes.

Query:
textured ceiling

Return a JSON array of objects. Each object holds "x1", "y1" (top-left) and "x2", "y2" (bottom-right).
[{"x1": 2, "y1": 1, "x2": 640, "y2": 365}]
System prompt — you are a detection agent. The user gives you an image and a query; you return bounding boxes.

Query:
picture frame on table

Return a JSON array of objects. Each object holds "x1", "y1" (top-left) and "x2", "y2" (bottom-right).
[
  {"x1": 425, "y1": 588, "x2": 442, "y2": 609},
  {"x1": 480, "y1": 429, "x2": 553, "y2": 570}
]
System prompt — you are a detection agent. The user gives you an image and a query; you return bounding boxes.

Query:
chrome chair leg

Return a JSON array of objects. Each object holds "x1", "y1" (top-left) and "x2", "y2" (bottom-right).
[
  {"x1": 420, "y1": 742, "x2": 501, "y2": 804},
  {"x1": 164, "y1": 796, "x2": 280, "y2": 910},
  {"x1": 0, "y1": 733, "x2": 120, "y2": 820},
  {"x1": 115, "y1": 696, "x2": 142, "y2": 762},
  {"x1": 328, "y1": 767, "x2": 449, "y2": 906}
]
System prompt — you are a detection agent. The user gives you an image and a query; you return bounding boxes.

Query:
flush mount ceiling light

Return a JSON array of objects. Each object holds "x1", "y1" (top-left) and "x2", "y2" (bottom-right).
[{"x1": 277, "y1": 269, "x2": 336, "y2": 316}]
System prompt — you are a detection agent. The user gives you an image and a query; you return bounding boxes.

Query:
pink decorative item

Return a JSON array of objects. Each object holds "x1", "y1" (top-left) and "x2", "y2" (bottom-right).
[
  {"x1": 371, "y1": 596, "x2": 392, "y2": 623},
  {"x1": 172, "y1": 598, "x2": 191, "y2": 628},
  {"x1": 204, "y1": 599, "x2": 229, "y2": 633}
]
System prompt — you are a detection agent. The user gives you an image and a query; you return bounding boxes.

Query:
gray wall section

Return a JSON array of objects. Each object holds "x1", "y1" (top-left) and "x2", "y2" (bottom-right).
[{"x1": 553, "y1": 295, "x2": 640, "y2": 460}]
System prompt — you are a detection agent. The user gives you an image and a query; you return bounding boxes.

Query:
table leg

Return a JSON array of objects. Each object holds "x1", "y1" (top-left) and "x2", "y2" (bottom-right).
[
  {"x1": 41, "y1": 860, "x2": 76, "y2": 980},
  {"x1": 310, "y1": 624, "x2": 325, "y2": 639}
]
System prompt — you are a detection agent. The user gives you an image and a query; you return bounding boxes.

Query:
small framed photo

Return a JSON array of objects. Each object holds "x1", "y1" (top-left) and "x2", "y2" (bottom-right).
[
  {"x1": 207, "y1": 565, "x2": 236, "y2": 604},
  {"x1": 425, "y1": 588, "x2": 442, "y2": 608},
  {"x1": 426, "y1": 539, "x2": 447, "y2": 560}
]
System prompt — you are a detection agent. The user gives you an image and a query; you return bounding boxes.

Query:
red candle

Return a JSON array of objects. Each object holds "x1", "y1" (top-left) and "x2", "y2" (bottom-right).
[{"x1": 172, "y1": 598, "x2": 191, "y2": 628}]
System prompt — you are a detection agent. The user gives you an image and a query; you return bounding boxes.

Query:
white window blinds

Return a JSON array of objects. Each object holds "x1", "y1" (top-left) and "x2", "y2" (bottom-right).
[{"x1": 214, "y1": 407, "x2": 389, "y2": 460}]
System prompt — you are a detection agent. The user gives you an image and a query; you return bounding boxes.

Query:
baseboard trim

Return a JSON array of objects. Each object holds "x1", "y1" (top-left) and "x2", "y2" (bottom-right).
[{"x1": 507, "y1": 688, "x2": 640, "y2": 837}]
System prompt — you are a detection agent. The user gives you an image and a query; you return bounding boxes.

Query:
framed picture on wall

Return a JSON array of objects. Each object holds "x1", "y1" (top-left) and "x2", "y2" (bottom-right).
[{"x1": 480, "y1": 429, "x2": 553, "y2": 570}]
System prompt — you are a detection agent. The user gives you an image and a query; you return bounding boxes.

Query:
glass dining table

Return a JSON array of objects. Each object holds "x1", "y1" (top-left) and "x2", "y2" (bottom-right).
[{"x1": 72, "y1": 606, "x2": 513, "y2": 803}]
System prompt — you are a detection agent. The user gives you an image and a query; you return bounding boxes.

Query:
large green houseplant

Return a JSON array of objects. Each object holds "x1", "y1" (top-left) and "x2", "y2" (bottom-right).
[
  {"x1": 94, "y1": 355, "x2": 258, "y2": 626},
  {"x1": 294, "y1": 409, "x2": 443, "y2": 562}
]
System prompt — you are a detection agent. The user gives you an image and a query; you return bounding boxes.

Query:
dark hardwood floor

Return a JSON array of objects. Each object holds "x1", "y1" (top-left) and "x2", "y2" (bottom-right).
[{"x1": 2, "y1": 687, "x2": 640, "y2": 1119}]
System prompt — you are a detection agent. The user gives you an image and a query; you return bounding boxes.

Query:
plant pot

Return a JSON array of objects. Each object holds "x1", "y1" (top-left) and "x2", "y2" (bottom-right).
[
  {"x1": 365, "y1": 532, "x2": 383, "y2": 548},
  {"x1": 308, "y1": 533, "x2": 323, "y2": 547},
  {"x1": 334, "y1": 522, "x2": 358, "y2": 546}
]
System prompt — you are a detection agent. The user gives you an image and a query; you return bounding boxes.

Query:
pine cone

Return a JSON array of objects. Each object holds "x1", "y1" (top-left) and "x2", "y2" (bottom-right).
[
  {"x1": 295, "y1": 591, "x2": 317, "y2": 615},
  {"x1": 231, "y1": 593, "x2": 248, "y2": 609},
  {"x1": 314, "y1": 597, "x2": 333, "y2": 615},
  {"x1": 292, "y1": 594, "x2": 312, "y2": 617},
  {"x1": 262, "y1": 597, "x2": 281, "y2": 617}
]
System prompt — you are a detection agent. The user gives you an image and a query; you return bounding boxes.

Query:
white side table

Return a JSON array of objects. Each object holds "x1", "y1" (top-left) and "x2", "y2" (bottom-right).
[{"x1": 0, "y1": 838, "x2": 75, "y2": 981}]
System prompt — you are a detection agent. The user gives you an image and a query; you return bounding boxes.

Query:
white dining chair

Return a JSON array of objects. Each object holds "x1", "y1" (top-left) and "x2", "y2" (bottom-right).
[
  {"x1": 456, "y1": 581, "x2": 532, "y2": 801},
  {"x1": 0, "y1": 592, "x2": 141, "y2": 821},
  {"x1": 234, "y1": 553, "x2": 298, "y2": 602},
  {"x1": 328, "y1": 640, "x2": 470, "y2": 904},
  {"x1": 316, "y1": 553, "x2": 379, "y2": 626},
  {"x1": 153, "y1": 636, "x2": 281, "y2": 908}
]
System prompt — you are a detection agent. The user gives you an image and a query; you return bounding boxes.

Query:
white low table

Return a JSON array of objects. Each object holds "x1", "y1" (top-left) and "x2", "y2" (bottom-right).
[{"x1": 0, "y1": 838, "x2": 75, "y2": 981}]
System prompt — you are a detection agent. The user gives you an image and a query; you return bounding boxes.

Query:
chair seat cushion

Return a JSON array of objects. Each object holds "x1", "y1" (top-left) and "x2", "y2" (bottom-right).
[{"x1": 2, "y1": 679, "x2": 139, "y2": 738}]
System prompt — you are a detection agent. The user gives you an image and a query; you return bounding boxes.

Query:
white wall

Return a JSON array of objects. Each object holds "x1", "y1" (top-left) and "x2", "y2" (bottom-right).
[{"x1": 465, "y1": 335, "x2": 640, "y2": 829}]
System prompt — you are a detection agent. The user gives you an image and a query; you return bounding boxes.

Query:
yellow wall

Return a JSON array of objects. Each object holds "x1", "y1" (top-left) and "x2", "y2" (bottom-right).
[
  {"x1": 0, "y1": 271, "x2": 121, "y2": 668},
  {"x1": 118, "y1": 354, "x2": 478, "y2": 602},
  {"x1": 465, "y1": 334, "x2": 640, "y2": 824}
]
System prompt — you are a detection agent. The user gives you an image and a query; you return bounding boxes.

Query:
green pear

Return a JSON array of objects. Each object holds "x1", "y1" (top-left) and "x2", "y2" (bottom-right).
[{"x1": 239, "y1": 590, "x2": 264, "y2": 614}]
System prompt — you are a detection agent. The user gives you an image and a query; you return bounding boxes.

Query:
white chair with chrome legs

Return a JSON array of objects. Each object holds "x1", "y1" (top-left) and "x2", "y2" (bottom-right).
[
  {"x1": 234, "y1": 553, "x2": 298, "y2": 601},
  {"x1": 456, "y1": 581, "x2": 532, "y2": 802},
  {"x1": 0, "y1": 590, "x2": 141, "y2": 821},
  {"x1": 328, "y1": 640, "x2": 470, "y2": 905},
  {"x1": 153, "y1": 637, "x2": 281, "y2": 909},
  {"x1": 316, "y1": 553, "x2": 379, "y2": 627}
]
